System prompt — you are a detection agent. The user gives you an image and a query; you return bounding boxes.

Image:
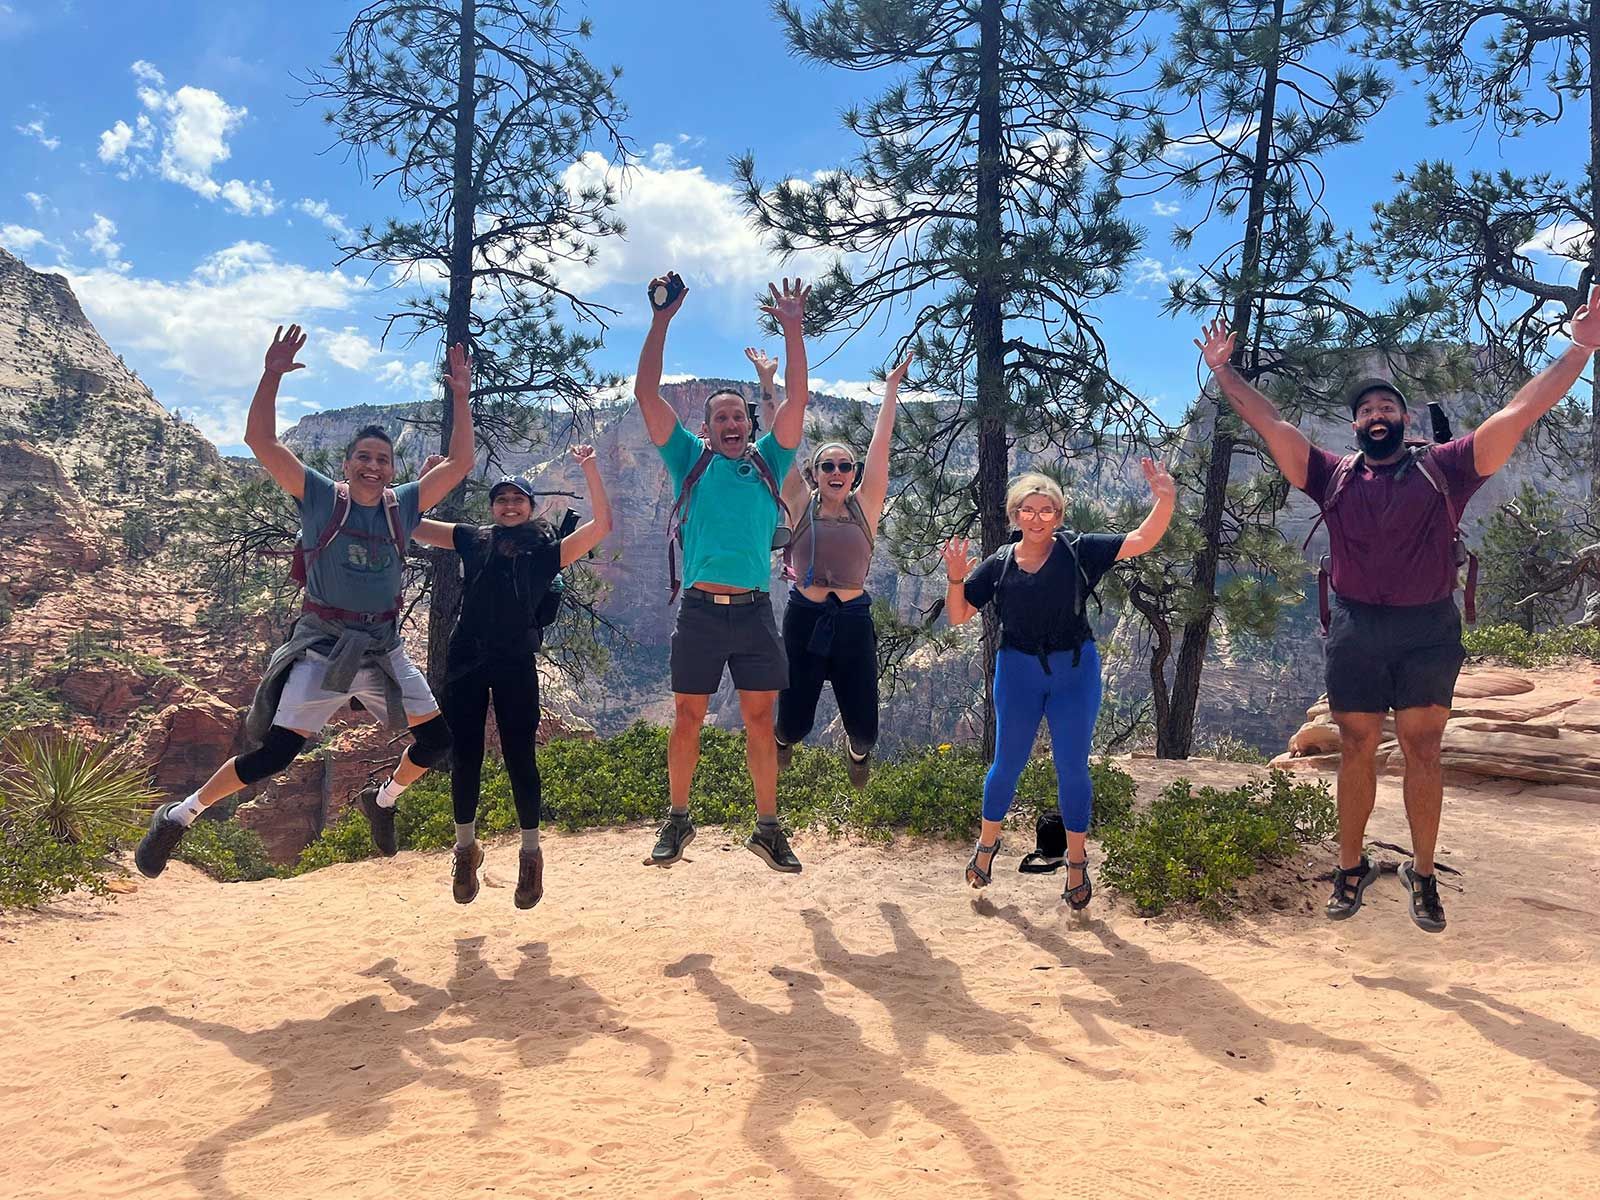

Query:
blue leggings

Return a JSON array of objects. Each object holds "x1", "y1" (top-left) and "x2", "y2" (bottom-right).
[{"x1": 982, "y1": 644, "x2": 1102, "y2": 832}]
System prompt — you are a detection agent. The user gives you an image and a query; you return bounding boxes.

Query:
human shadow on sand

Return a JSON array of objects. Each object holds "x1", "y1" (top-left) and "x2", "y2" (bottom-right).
[
  {"x1": 124, "y1": 937, "x2": 670, "y2": 1199},
  {"x1": 985, "y1": 903, "x2": 1439, "y2": 1105},
  {"x1": 665, "y1": 953, "x2": 1023, "y2": 1200},
  {"x1": 804, "y1": 903, "x2": 1117, "y2": 1078},
  {"x1": 1356, "y1": 974, "x2": 1599, "y2": 1143}
]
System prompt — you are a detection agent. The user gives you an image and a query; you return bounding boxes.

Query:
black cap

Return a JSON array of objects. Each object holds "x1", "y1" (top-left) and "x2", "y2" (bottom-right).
[
  {"x1": 488, "y1": 475, "x2": 535, "y2": 501},
  {"x1": 1346, "y1": 377, "x2": 1409, "y2": 417}
]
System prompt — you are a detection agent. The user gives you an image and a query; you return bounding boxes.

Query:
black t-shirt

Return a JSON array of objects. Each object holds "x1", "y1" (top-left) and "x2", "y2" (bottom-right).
[
  {"x1": 962, "y1": 531, "x2": 1125, "y2": 653},
  {"x1": 450, "y1": 522, "x2": 561, "y2": 661}
]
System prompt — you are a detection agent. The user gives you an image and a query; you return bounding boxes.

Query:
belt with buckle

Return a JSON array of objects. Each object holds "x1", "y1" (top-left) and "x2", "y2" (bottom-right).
[{"x1": 688, "y1": 587, "x2": 763, "y2": 607}]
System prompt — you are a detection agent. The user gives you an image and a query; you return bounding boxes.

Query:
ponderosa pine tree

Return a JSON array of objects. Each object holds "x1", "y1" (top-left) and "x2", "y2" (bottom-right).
[
  {"x1": 737, "y1": 0, "x2": 1156, "y2": 749},
  {"x1": 307, "y1": 0, "x2": 629, "y2": 684}
]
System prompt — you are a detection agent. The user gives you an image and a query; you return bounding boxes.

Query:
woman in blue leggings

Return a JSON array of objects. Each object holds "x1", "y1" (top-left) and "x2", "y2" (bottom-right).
[{"x1": 942, "y1": 462, "x2": 1174, "y2": 908}]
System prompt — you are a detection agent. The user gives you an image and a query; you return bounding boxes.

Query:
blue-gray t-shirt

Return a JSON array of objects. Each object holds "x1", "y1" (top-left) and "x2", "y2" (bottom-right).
[{"x1": 298, "y1": 468, "x2": 422, "y2": 621}]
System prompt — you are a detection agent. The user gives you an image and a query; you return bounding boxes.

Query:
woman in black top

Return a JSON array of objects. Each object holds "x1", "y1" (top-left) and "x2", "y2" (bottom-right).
[
  {"x1": 942, "y1": 462, "x2": 1173, "y2": 908},
  {"x1": 412, "y1": 445, "x2": 612, "y2": 909}
]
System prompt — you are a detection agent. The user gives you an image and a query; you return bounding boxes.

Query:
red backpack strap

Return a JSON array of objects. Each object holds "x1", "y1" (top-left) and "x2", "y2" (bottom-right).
[
  {"x1": 1412, "y1": 448, "x2": 1461, "y2": 533},
  {"x1": 744, "y1": 447, "x2": 791, "y2": 525},
  {"x1": 1302, "y1": 452, "x2": 1363, "y2": 553},
  {"x1": 665, "y1": 447, "x2": 717, "y2": 603}
]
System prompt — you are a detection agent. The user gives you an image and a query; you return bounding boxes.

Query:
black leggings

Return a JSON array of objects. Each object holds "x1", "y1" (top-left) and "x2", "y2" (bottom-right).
[
  {"x1": 443, "y1": 652, "x2": 542, "y2": 828},
  {"x1": 776, "y1": 590, "x2": 879, "y2": 750}
]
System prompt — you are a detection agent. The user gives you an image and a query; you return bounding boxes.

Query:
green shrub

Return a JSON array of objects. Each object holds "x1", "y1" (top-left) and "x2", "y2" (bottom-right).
[
  {"x1": 174, "y1": 817, "x2": 279, "y2": 882},
  {"x1": 1201, "y1": 733, "x2": 1270, "y2": 765},
  {"x1": 1462, "y1": 623, "x2": 1600, "y2": 666},
  {"x1": 1099, "y1": 770, "x2": 1334, "y2": 917},
  {"x1": 0, "y1": 830, "x2": 113, "y2": 909}
]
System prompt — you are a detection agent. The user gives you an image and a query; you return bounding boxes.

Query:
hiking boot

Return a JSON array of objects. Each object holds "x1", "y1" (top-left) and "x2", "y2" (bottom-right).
[
  {"x1": 515, "y1": 847, "x2": 545, "y2": 909},
  {"x1": 746, "y1": 822, "x2": 802, "y2": 874},
  {"x1": 650, "y1": 811, "x2": 695, "y2": 866},
  {"x1": 1398, "y1": 861, "x2": 1446, "y2": 933},
  {"x1": 776, "y1": 739, "x2": 793, "y2": 771},
  {"x1": 358, "y1": 785, "x2": 398, "y2": 857},
  {"x1": 451, "y1": 841, "x2": 483, "y2": 904},
  {"x1": 135, "y1": 803, "x2": 188, "y2": 879},
  {"x1": 845, "y1": 739, "x2": 872, "y2": 789}
]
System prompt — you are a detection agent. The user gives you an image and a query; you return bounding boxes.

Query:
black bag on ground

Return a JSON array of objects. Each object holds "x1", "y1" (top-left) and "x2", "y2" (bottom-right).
[{"x1": 1018, "y1": 811, "x2": 1067, "y2": 874}]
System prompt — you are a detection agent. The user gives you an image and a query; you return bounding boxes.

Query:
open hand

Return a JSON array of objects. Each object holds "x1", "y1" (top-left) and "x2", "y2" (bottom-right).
[
  {"x1": 885, "y1": 350, "x2": 914, "y2": 390},
  {"x1": 444, "y1": 343, "x2": 471, "y2": 401},
  {"x1": 570, "y1": 443, "x2": 597, "y2": 469},
  {"x1": 760, "y1": 277, "x2": 810, "y2": 331},
  {"x1": 1140, "y1": 457, "x2": 1176, "y2": 504},
  {"x1": 744, "y1": 346, "x2": 779, "y2": 385},
  {"x1": 264, "y1": 325, "x2": 307, "y2": 376},
  {"x1": 941, "y1": 536, "x2": 976, "y2": 583},
  {"x1": 1194, "y1": 317, "x2": 1236, "y2": 372},
  {"x1": 1570, "y1": 284, "x2": 1600, "y2": 350}
]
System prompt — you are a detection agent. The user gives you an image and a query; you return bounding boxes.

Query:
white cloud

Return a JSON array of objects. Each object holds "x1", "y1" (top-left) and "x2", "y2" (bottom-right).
[
  {"x1": 97, "y1": 63, "x2": 278, "y2": 216},
  {"x1": 1518, "y1": 220, "x2": 1592, "y2": 262},
  {"x1": 322, "y1": 326, "x2": 381, "y2": 371},
  {"x1": 15, "y1": 117, "x2": 58, "y2": 151},
  {"x1": 377, "y1": 359, "x2": 437, "y2": 400},
  {"x1": 64, "y1": 241, "x2": 369, "y2": 445},
  {"x1": 294, "y1": 197, "x2": 353, "y2": 240},
  {"x1": 24, "y1": 191, "x2": 50, "y2": 214},
  {"x1": 1131, "y1": 257, "x2": 1195, "y2": 289},
  {"x1": 79, "y1": 213, "x2": 129, "y2": 272},
  {"x1": 1, "y1": 224, "x2": 49, "y2": 254},
  {"x1": 1152, "y1": 199, "x2": 1181, "y2": 217},
  {"x1": 648, "y1": 134, "x2": 705, "y2": 170}
]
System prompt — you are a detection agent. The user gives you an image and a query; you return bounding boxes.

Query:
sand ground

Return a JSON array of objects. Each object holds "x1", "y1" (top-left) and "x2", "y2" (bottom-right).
[{"x1": 4, "y1": 769, "x2": 1598, "y2": 1200}]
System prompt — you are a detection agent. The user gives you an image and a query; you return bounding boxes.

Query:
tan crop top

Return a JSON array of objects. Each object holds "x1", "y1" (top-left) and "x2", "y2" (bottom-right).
[{"x1": 787, "y1": 496, "x2": 874, "y2": 589}]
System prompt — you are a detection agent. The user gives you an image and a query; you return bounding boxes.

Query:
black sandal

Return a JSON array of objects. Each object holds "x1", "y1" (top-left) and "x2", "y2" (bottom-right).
[
  {"x1": 965, "y1": 837, "x2": 1001, "y2": 889},
  {"x1": 1063, "y1": 858, "x2": 1092, "y2": 910},
  {"x1": 1325, "y1": 855, "x2": 1379, "y2": 921}
]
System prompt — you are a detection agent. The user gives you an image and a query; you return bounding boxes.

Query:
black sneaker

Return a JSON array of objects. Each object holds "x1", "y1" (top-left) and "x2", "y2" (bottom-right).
[
  {"x1": 1398, "y1": 861, "x2": 1447, "y2": 933},
  {"x1": 746, "y1": 822, "x2": 802, "y2": 874},
  {"x1": 846, "y1": 739, "x2": 872, "y2": 789},
  {"x1": 650, "y1": 812, "x2": 695, "y2": 866},
  {"x1": 776, "y1": 739, "x2": 793, "y2": 771},
  {"x1": 358, "y1": 785, "x2": 399, "y2": 857},
  {"x1": 515, "y1": 847, "x2": 545, "y2": 909},
  {"x1": 451, "y1": 842, "x2": 483, "y2": 904},
  {"x1": 1325, "y1": 855, "x2": 1380, "y2": 921},
  {"x1": 135, "y1": 803, "x2": 189, "y2": 879}
]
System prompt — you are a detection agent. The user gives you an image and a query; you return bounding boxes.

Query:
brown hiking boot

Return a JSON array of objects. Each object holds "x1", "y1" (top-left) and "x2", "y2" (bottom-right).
[
  {"x1": 451, "y1": 842, "x2": 483, "y2": 904},
  {"x1": 515, "y1": 847, "x2": 544, "y2": 910}
]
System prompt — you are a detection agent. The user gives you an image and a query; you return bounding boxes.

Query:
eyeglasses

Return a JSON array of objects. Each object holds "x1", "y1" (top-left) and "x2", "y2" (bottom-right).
[
  {"x1": 1017, "y1": 507, "x2": 1058, "y2": 520},
  {"x1": 816, "y1": 461, "x2": 855, "y2": 474}
]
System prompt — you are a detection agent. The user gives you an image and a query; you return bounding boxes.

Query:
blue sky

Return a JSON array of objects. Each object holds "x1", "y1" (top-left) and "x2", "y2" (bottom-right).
[{"x1": 1, "y1": 1, "x2": 1589, "y2": 455}]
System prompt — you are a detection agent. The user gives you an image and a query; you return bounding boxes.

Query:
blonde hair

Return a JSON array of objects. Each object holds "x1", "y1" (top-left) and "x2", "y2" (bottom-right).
[{"x1": 1004, "y1": 473, "x2": 1065, "y2": 523}]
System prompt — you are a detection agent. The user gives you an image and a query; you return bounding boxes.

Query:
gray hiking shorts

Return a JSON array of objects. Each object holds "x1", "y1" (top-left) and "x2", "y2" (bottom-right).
[
  {"x1": 670, "y1": 589, "x2": 788, "y2": 695},
  {"x1": 1325, "y1": 596, "x2": 1465, "y2": 714}
]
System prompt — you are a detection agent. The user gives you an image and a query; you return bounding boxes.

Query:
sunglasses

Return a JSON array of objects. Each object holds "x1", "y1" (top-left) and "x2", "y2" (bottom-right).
[{"x1": 816, "y1": 461, "x2": 856, "y2": 474}]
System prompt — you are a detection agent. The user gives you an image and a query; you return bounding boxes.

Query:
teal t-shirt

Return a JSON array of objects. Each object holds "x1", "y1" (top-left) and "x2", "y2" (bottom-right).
[
  {"x1": 659, "y1": 421, "x2": 797, "y2": 592},
  {"x1": 298, "y1": 468, "x2": 422, "y2": 620}
]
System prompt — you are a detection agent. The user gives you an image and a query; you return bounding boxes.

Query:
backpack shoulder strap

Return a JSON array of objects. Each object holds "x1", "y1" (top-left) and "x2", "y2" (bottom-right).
[
  {"x1": 845, "y1": 494, "x2": 875, "y2": 548},
  {"x1": 664, "y1": 446, "x2": 717, "y2": 603},
  {"x1": 381, "y1": 487, "x2": 406, "y2": 561},
  {"x1": 745, "y1": 447, "x2": 791, "y2": 523},
  {"x1": 1413, "y1": 447, "x2": 1461, "y2": 532},
  {"x1": 1066, "y1": 531, "x2": 1100, "y2": 617},
  {"x1": 312, "y1": 482, "x2": 354, "y2": 557},
  {"x1": 1303, "y1": 452, "x2": 1364, "y2": 553}
]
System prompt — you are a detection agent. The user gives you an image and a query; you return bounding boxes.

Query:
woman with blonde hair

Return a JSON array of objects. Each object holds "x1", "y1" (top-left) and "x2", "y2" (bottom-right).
[{"x1": 942, "y1": 460, "x2": 1175, "y2": 907}]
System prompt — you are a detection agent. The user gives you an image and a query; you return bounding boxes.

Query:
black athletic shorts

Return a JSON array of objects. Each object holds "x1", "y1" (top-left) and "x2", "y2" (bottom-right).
[
  {"x1": 1324, "y1": 596, "x2": 1465, "y2": 714},
  {"x1": 670, "y1": 589, "x2": 788, "y2": 695}
]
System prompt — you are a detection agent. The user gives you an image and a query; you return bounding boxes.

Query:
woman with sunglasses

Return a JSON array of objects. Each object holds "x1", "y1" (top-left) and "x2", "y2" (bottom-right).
[
  {"x1": 941, "y1": 460, "x2": 1174, "y2": 907},
  {"x1": 410, "y1": 445, "x2": 613, "y2": 909},
  {"x1": 748, "y1": 347, "x2": 913, "y2": 786}
]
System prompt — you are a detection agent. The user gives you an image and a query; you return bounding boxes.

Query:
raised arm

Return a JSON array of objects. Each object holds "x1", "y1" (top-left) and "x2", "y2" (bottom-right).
[
  {"x1": 635, "y1": 273, "x2": 687, "y2": 447},
  {"x1": 747, "y1": 345, "x2": 808, "y2": 513},
  {"x1": 1474, "y1": 285, "x2": 1600, "y2": 476},
  {"x1": 763, "y1": 278, "x2": 811, "y2": 451},
  {"x1": 1196, "y1": 318, "x2": 1311, "y2": 490},
  {"x1": 1116, "y1": 458, "x2": 1177, "y2": 560},
  {"x1": 412, "y1": 517, "x2": 459, "y2": 550},
  {"x1": 244, "y1": 325, "x2": 309, "y2": 500},
  {"x1": 858, "y1": 351, "x2": 911, "y2": 528},
  {"x1": 417, "y1": 343, "x2": 475, "y2": 512},
  {"x1": 559, "y1": 444, "x2": 614, "y2": 568},
  {"x1": 942, "y1": 537, "x2": 980, "y2": 626}
]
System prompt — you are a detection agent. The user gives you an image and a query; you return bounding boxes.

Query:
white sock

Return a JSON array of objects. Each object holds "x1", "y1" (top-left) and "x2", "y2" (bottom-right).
[
  {"x1": 847, "y1": 739, "x2": 870, "y2": 762},
  {"x1": 376, "y1": 776, "x2": 407, "y2": 809},
  {"x1": 169, "y1": 793, "x2": 206, "y2": 827}
]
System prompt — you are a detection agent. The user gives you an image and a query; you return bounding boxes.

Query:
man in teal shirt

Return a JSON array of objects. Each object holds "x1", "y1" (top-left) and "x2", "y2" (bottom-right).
[{"x1": 635, "y1": 273, "x2": 811, "y2": 873}]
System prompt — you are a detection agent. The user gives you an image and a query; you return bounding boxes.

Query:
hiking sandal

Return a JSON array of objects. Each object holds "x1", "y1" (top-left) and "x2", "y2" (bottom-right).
[
  {"x1": 1398, "y1": 860, "x2": 1447, "y2": 934},
  {"x1": 1325, "y1": 855, "x2": 1379, "y2": 921},
  {"x1": 1063, "y1": 858, "x2": 1093, "y2": 911},
  {"x1": 965, "y1": 836, "x2": 1001, "y2": 889}
]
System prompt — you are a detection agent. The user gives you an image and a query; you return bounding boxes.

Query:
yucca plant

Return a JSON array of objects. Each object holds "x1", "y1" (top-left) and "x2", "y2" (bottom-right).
[{"x1": 0, "y1": 733, "x2": 153, "y2": 846}]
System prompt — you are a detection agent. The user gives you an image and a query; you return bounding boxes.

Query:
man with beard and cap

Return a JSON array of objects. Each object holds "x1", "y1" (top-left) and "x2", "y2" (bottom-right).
[
  {"x1": 634, "y1": 272, "x2": 812, "y2": 874},
  {"x1": 1196, "y1": 287, "x2": 1600, "y2": 933}
]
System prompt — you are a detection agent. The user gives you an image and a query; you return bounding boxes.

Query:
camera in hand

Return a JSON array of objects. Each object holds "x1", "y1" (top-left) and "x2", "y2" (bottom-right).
[
  {"x1": 1427, "y1": 401, "x2": 1452, "y2": 444},
  {"x1": 649, "y1": 273, "x2": 686, "y2": 312}
]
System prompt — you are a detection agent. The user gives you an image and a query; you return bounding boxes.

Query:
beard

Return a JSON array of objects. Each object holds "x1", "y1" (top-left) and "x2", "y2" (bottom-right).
[{"x1": 1356, "y1": 417, "x2": 1405, "y2": 458}]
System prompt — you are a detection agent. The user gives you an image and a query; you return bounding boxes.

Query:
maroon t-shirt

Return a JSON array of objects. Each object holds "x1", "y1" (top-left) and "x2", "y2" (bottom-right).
[{"x1": 1299, "y1": 433, "x2": 1488, "y2": 606}]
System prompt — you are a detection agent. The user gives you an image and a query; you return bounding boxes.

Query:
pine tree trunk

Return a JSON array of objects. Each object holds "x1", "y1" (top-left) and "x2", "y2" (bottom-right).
[
  {"x1": 973, "y1": 0, "x2": 1008, "y2": 757},
  {"x1": 1587, "y1": 5, "x2": 1599, "y2": 508},
  {"x1": 1157, "y1": 0, "x2": 1283, "y2": 759},
  {"x1": 426, "y1": 0, "x2": 478, "y2": 692}
]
